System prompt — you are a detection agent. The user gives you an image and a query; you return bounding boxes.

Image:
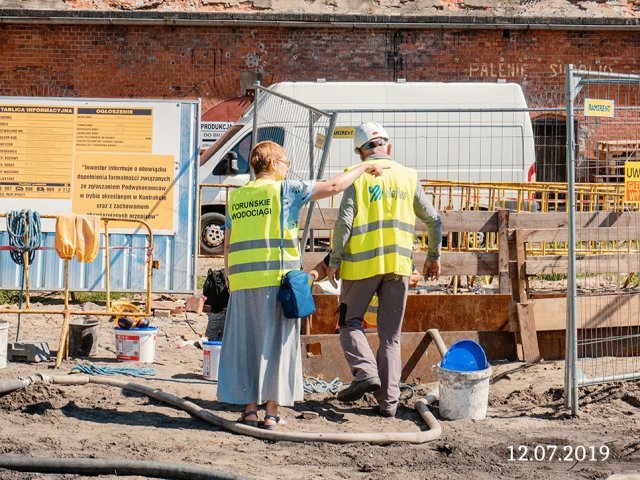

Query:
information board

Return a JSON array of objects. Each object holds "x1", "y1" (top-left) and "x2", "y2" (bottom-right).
[{"x1": 0, "y1": 99, "x2": 182, "y2": 233}]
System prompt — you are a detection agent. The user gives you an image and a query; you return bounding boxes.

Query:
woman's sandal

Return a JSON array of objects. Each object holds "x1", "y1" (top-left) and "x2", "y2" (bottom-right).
[
  {"x1": 237, "y1": 410, "x2": 259, "y2": 428},
  {"x1": 261, "y1": 414, "x2": 287, "y2": 431}
]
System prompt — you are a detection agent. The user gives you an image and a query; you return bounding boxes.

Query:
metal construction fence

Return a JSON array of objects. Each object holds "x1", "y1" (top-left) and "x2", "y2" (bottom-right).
[
  {"x1": 565, "y1": 66, "x2": 640, "y2": 413},
  {"x1": 251, "y1": 83, "x2": 336, "y2": 246}
]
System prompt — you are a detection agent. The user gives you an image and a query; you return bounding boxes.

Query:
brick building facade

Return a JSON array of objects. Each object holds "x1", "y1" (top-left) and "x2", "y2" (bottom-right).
[
  {"x1": 1, "y1": 4, "x2": 640, "y2": 184},
  {"x1": 1, "y1": 18, "x2": 638, "y2": 109}
]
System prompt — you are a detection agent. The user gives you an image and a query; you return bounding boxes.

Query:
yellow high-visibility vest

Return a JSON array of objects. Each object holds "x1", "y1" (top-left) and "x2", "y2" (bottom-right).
[
  {"x1": 340, "y1": 159, "x2": 416, "y2": 280},
  {"x1": 227, "y1": 179, "x2": 300, "y2": 292}
]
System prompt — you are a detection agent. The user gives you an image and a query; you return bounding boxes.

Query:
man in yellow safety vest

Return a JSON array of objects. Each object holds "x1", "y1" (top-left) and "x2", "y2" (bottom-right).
[{"x1": 327, "y1": 122, "x2": 442, "y2": 417}]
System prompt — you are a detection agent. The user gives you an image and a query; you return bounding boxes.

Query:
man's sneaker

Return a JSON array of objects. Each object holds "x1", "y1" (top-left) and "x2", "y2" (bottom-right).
[
  {"x1": 378, "y1": 406, "x2": 397, "y2": 418},
  {"x1": 336, "y1": 377, "x2": 381, "y2": 402}
]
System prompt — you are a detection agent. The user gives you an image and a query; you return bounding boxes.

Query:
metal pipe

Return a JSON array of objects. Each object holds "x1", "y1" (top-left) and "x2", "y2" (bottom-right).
[
  {"x1": 104, "y1": 220, "x2": 111, "y2": 311},
  {"x1": 565, "y1": 64, "x2": 579, "y2": 414},
  {"x1": 250, "y1": 82, "x2": 259, "y2": 182}
]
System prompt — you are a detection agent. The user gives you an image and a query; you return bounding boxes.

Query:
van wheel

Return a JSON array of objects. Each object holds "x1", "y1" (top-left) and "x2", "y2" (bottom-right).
[{"x1": 200, "y1": 212, "x2": 226, "y2": 255}]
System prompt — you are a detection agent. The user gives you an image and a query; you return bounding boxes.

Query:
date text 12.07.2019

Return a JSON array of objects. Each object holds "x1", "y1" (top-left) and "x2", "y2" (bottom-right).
[{"x1": 508, "y1": 445, "x2": 610, "y2": 462}]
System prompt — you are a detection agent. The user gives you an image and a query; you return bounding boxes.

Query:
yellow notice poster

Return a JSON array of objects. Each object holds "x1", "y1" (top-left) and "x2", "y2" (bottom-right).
[
  {"x1": 75, "y1": 107, "x2": 153, "y2": 153},
  {"x1": 625, "y1": 161, "x2": 640, "y2": 203},
  {"x1": 73, "y1": 153, "x2": 175, "y2": 230},
  {"x1": 0, "y1": 105, "x2": 74, "y2": 199}
]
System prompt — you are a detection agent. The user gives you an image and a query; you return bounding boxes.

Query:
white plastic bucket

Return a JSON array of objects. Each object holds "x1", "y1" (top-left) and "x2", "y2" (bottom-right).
[
  {"x1": 114, "y1": 327, "x2": 157, "y2": 363},
  {"x1": 0, "y1": 320, "x2": 8, "y2": 369},
  {"x1": 202, "y1": 340, "x2": 222, "y2": 381},
  {"x1": 435, "y1": 362, "x2": 492, "y2": 420}
]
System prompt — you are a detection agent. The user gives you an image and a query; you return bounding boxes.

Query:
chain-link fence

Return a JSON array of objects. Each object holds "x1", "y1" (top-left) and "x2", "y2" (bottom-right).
[{"x1": 565, "y1": 66, "x2": 640, "y2": 413}]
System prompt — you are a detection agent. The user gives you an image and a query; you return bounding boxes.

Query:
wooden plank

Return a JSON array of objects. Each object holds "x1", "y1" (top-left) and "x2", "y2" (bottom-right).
[
  {"x1": 419, "y1": 251, "x2": 499, "y2": 276},
  {"x1": 498, "y1": 209, "x2": 511, "y2": 294},
  {"x1": 531, "y1": 294, "x2": 640, "y2": 331},
  {"x1": 438, "y1": 210, "x2": 499, "y2": 233},
  {"x1": 516, "y1": 303, "x2": 541, "y2": 363},
  {"x1": 309, "y1": 293, "x2": 511, "y2": 335},
  {"x1": 526, "y1": 253, "x2": 640, "y2": 275},
  {"x1": 521, "y1": 226, "x2": 640, "y2": 243},
  {"x1": 511, "y1": 211, "x2": 640, "y2": 230},
  {"x1": 302, "y1": 250, "x2": 499, "y2": 276},
  {"x1": 300, "y1": 208, "x2": 499, "y2": 233},
  {"x1": 301, "y1": 331, "x2": 516, "y2": 384},
  {"x1": 515, "y1": 229, "x2": 528, "y2": 303}
]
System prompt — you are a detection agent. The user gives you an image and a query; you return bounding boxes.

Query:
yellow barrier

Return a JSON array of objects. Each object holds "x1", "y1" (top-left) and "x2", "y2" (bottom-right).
[
  {"x1": 199, "y1": 181, "x2": 636, "y2": 256},
  {"x1": 422, "y1": 180, "x2": 636, "y2": 255}
]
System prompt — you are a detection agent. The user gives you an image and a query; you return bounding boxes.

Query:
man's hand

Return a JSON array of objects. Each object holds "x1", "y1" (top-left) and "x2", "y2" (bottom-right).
[
  {"x1": 363, "y1": 163, "x2": 390, "y2": 177},
  {"x1": 423, "y1": 260, "x2": 441, "y2": 281},
  {"x1": 326, "y1": 265, "x2": 340, "y2": 289}
]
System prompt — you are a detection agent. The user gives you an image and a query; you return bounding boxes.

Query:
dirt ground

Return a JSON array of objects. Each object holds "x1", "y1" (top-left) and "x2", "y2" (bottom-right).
[{"x1": 0, "y1": 258, "x2": 638, "y2": 480}]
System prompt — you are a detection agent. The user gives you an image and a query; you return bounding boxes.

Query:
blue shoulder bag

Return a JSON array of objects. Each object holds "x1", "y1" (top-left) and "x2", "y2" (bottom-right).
[{"x1": 276, "y1": 184, "x2": 316, "y2": 319}]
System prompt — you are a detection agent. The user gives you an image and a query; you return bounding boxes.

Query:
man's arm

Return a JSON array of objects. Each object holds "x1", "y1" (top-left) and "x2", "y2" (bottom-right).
[
  {"x1": 414, "y1": 183, "x2": 442, "y2": 280},
  {"x1": 329, "y1": 185, "x2": 356, "y2": 268}
]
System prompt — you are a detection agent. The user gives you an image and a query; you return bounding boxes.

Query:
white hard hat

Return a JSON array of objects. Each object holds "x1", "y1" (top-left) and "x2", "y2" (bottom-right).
[{"x1": 353, "y1": 122, "x2": 389, "y2": 150}]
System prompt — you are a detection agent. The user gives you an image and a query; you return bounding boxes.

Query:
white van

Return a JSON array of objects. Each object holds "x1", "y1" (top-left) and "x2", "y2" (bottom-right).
[{"x1": 199, "y1": 81, "x2": 535, "y2": 254}]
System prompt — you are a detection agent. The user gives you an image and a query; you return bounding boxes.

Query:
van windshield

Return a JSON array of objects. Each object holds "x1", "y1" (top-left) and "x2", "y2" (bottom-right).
[
  {"x1": 210, "y1": 126, "x2": 286, "y2": 176},
  {"x1": 200, "y1": 124, "x2": 244, "y2": 166}
]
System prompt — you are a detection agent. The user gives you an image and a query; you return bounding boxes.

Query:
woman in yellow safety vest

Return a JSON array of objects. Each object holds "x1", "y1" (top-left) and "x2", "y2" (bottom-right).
[{"x1": 219, "y1": 140, "x2": 385, "y2": 430}]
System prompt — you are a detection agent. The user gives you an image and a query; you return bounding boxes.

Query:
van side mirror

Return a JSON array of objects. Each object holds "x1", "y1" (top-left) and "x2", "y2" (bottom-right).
[{"x1": 224, "y1": 152, "x2": 239, "y2": 175}]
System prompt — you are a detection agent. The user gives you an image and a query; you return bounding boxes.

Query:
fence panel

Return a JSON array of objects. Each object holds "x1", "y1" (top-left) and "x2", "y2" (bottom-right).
[
  {"x1": 251, "y1": 84, "x2": 336, "y2": 246},
  {"x1": 566, "y1": 66, "x2": 640, "y2": 413}
]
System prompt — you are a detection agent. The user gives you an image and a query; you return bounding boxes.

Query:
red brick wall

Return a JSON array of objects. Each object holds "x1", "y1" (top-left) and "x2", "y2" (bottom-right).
[{"x1": 1, "y1": 24, "x2": 639, "y2": 108}]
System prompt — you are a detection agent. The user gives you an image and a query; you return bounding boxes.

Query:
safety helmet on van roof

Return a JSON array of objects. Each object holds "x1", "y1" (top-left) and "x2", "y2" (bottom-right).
[{"x1": 354, "y1": 122, "x2": 389, "y2": 150}]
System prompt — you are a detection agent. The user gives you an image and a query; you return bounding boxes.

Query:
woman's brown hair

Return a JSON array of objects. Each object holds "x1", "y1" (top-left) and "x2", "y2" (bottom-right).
[{"x1": 250, "y1": 141, "x2": 285, "y2": 175}]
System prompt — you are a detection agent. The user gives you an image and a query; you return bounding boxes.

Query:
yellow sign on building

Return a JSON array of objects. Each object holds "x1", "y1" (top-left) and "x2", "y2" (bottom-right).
[
  {"x1": 624, "y1": 161, "x2": 640, "y2": 203},
  {"x1": 584, "y1": 98, "x2": 615, "y2": 118}
]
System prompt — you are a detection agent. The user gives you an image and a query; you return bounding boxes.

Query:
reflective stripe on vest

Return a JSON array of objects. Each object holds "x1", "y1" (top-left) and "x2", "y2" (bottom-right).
[
  {"x1": 227, "y1": 179, "x2": 300, "y2": 292},
  {"x1": 340, "y1": 159, "x2": 417, "y2": 280}
]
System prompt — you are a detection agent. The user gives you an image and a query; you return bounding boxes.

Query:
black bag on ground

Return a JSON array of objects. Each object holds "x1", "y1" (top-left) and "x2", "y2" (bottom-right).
[{"x1": 202, "y1": 268, "x2": 230, "y2": 313}]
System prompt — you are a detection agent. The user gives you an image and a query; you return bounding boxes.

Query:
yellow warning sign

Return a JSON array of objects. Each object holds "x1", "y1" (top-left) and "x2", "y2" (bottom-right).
[
  {"x1": 333, "y1": 127, "x2": 355, "y2": 138},
  {"x1": 315, "y1": 133, "x2": 325, "y2": 149},
  {"x1": 72, "y1": 153, "x2": 175, "y2": 230},
  {"x1": 76, "y1": 107, "x2": 153, "y2": 153},
  {"x1": 584, "y1": 99, "x2": 615, "y2": 118},
  {"x1": 0, "y1": 105, "x2": 74, "y2": 199},
  {"x1": 625, "y1": 162, "x2": 640, "y2": 203}
]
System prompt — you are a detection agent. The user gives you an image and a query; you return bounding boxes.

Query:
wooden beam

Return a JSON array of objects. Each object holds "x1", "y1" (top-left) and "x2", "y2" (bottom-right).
[
  {"x1": 498, "y1": 209, "x2": 511, "y2": 294},
  {"x1": 531, "y1": 294, "x2": 640, "y2": 331},
  {"x1": 301, "y1": 331, "x2": 516, "y2": 384},
  {"x1": 515, "y1": 230, "x2": 529, "y2": 303},
  {"x1": 302, "y1": 251, "x2": 499, "y2": 276},
  {"x1": 520, "y1": 226, "x2": 640, "y2": 243},
  {"x1": 515, "y1": 303, "x2": 541, "y2": 363},
  {"x1": 511, "y1": 211, "x2": 640, "y2": 230},
  {"x1": 526, "y1": 254, "x2": 640, "y2": 275},
  {"x1": 309, "y1": 293, "x2": 511, "y2": 335},
  {"x1": 299, "y1": 208, "x2": 499, "y2": 233}
]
